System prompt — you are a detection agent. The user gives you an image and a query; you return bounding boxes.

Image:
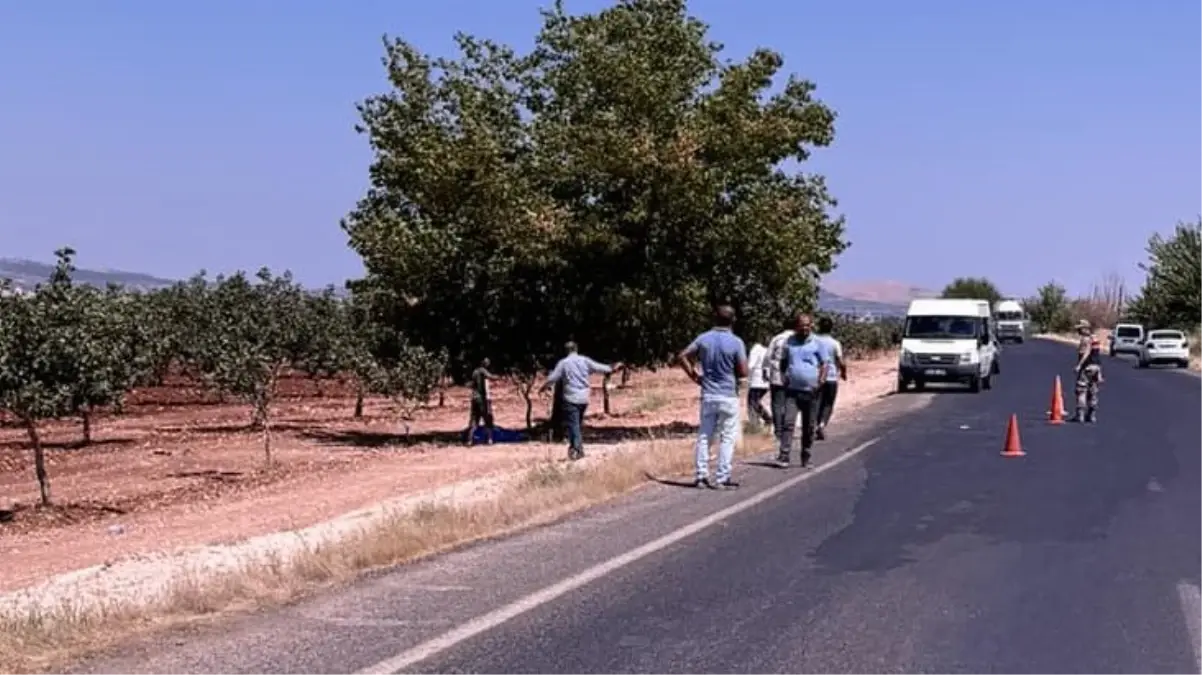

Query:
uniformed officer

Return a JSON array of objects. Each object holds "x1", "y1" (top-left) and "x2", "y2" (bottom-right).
[{"x1": 1072, "y1": 320, "x2": 1104, "y2": 423}]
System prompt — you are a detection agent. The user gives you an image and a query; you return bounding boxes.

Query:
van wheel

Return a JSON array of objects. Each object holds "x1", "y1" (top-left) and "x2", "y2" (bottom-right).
[
  {"x1": 914, "y1": 379, "x2": 926, "y2": 392},
  {"x1": 1179, "y1": 360, "x2": 1190, "y2": 369},
  {"x1": 1016, "y1": 337, "x2": 1024, "y2": 344},
  {"x1": 968, "y1": 376, "x2": 981, "y2": 393},
  {"x1": 896, "y1": 376, "x2": 908, "y2": 393}
]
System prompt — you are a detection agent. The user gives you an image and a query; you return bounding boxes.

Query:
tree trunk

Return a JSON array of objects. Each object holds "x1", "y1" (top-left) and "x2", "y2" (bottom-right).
[
  {"x1": 250, "y1": 404, "x2": 266, "y2": 429},
  {"x1": 438, "y1": 375, "x2": 447, "y2": 407},
  {"x1": 522, "y1": 392, "x2": 534, "y2": 432},
  {"x1": 602, "y1": 373, "x2": 613, "y2": 415},
  {"x1": 260, "y1": 413, "x2": 272, "y2": 466},
  {"x1": 621, "y1": 368, "x2": 631, "y2": 387},
  {"x1": 259, "y1": 400, "x2": 273, "y2": 465},
  {"x1": 25, "y1": 419, "x2": 51, "y2": 506},
  {"x1": 353, "y1": 385, "x2": 365, "y2": 418},
  {"x1": 81, "y1": 409, "x2": 93, "y2": 446}
]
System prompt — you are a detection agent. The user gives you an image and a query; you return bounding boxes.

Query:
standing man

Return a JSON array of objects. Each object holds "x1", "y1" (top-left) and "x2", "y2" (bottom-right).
[
  {"x1": 746, "y1": 337, "x2": 772, "y2": 429},
  {"x1": 539, "y1": 342, "x2": 623, "y2": 460},
  {"x1": 776, "y1": 314, "x2": 830, "y2": 468},
  {"x1": 676, "y1": 304, "x2": 749, "y2": 489},
  {"x1": 764, "y1": 317, "x2": 796, "y2": 443},
  {"x1": 467, "y1": 357, "x2": 501, "y2": 446},
  {"x1": 812, "y1": 316, "x2": 848, "y2": 440},
  {"x1": 1072, "y1": 320, "x2": 1104, "y2": 423}
]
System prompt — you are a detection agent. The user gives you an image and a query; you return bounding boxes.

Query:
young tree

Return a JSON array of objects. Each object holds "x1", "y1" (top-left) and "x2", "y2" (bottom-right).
[
  {"x1": 0, "y1": 250, "x2": 86, "y2": 505},
  {"x1": 940, "y1": 277, "x2": 1003, "y2": 305},
  {"x1": 65, "y1": 285, "x2": 162, "y2": 443},
  {"x1": 1026, "y1": 281, "x2": 1073, "y2": 334},
  {"x1": 193, "y1": 269, "x2": 316, "y2": 464},
  {"x1": 366, "y1": 337, "x2": 447, "y2": 443}
]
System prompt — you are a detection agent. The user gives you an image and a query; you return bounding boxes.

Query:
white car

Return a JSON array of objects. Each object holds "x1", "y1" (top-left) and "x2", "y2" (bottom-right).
[
  {"x1": 1137, "y1": 329, "x2": 1192, "y2": 369},
  {"x1": 1109, "y1": 323, "x2": 1144, "y2": 357}
]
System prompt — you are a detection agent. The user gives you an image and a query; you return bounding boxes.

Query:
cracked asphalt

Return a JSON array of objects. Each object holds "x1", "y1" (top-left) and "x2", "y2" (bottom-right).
[{"x1": 72, "y1": 339, "x2": 1201, "y2": 674}]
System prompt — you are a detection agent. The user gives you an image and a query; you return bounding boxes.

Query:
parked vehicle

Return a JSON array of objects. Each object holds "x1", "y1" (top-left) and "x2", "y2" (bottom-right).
[
  {"x1": 1108, "y1": 323, "x2": 1145, "y2": 358},
  {"x1": 897, "y1": 298, "x2": 998, "y2": 393},
  {"x1": 1137, "y1": 329, "x2": 1192, "y2": 369}
]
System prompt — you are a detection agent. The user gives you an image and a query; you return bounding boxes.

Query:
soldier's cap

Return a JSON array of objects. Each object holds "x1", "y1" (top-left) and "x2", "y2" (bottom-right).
[{"x1": 1076, "y1": 319, "x2": 1091, "y2": 330}]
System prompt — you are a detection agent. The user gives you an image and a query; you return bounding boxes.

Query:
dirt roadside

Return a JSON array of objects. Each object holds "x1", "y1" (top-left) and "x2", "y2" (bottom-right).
[{"x1": 1, "y1": 351, "x2": 902, "y2": 615}]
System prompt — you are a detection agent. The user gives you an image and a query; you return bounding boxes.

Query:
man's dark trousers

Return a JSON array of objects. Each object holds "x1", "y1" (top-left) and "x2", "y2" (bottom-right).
[
  {"x1": 817, "y1": 381, "x2": 839, "y2": 429},
  {"x1": 564, "y1": 402, "x2": 588, "y2": 459},
  {"x1": 769, "y1": 384, "x2": 788, "y2": 440},
  {"x1": 778, "y1": 389, "x2": 818, "y2": 465}
]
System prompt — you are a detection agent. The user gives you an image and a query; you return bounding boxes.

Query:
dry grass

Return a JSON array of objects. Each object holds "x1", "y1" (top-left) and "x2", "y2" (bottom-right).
[{"x1": 0, "y1": 432, "x2": 761, "y2": 673}]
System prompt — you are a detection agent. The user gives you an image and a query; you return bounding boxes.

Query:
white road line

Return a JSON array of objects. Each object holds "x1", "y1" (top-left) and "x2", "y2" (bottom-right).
[
  {"x1": 1178, "y1": 583, "x2": 1201, "y2": 673},
  {"x1": 356, "y1": 437, "x2": 882, "y2": 675}
]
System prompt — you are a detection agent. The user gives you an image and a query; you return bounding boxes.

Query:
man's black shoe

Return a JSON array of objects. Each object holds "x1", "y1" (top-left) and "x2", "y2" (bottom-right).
[
  {"x1": 714, "y1": 479, "x2": 740, "y2": 490},
  {"x1": 800, "y1": 450, "x2": 812, "y2": 468},
  {"x1": 815, "y1": 427, "x2": 826, "y2": 441},
  {"x1": 694, "y1": 477, "x2": 711, "y2": 489},
  {"x1": 775, "y1": 453, "x2": 790, "y2": 468}
]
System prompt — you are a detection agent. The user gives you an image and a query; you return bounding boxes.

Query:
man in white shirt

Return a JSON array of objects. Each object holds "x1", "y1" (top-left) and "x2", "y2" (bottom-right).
[
  {"x1": 813, "y1": 316, "x2": 848, "y2": 440},
  {"x1": 745, "y1": 339, "x2": 772, "y2": 427},
  {"x1": 764, "y1": 317, "x2": 796, "y2": 443}
]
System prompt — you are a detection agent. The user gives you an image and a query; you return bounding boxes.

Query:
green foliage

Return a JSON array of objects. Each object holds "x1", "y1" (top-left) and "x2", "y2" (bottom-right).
[
  {"x1": 940, "y1": 277, "x2": 1003, "y2": 306},
  {"x1": 342, "y1": 0, "x2": 847, "y2": 379},
  {"x1": 1127, "y1": 218, "x2": 1201, "y2": 330},
  {"x1": 1025, "y1": 282, "x2": 1073, "y2": 334},
  {"x1": 818, "y1": 314, "x2": 901, "y2": 359}
]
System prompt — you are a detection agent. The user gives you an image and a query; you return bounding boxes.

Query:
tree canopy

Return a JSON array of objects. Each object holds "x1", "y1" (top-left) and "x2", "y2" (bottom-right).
[
  {"x1": 1127, "y1": 218, "x2": 1201, "y2": 330},
  {"x1": 940, "y1": 277, "x2": 1003, "y2": 306},
  {"x1": 342, "y1": 0, "x2": 848, "y2": 380}
]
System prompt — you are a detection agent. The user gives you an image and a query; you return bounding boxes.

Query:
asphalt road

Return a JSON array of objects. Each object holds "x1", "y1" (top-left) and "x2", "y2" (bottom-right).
[{"x1": 73, "y1": 339, "x2": 1201, "y2": 674}]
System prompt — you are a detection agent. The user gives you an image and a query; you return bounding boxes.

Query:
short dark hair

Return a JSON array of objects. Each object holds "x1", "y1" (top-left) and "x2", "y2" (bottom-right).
[
  {"x1": 817, "y1": 316, "x2": 834, "y2": 333},
  {"x1": 714, "y1": 304, "x2": 736, "y2": 327}
]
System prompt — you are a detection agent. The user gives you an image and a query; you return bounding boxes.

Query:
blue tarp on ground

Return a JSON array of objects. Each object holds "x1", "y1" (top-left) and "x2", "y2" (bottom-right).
[{"x1": 472, "y1": 426, "x2": 528, "y2": 444}]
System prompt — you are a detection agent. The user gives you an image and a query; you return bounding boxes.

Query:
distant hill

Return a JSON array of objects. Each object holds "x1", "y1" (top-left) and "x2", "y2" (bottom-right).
[
  {"x1": 0, "y1": 258, "x2": 178, "y2": 294},
  {"x1": 0, "y1": 258, "x2": 912, "y2": 316}
]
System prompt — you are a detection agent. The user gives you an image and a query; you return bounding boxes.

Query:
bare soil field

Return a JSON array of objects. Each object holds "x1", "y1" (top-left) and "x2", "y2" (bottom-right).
[{"x1": 0, "y1": 354, "x2": 901, "y2": 595}]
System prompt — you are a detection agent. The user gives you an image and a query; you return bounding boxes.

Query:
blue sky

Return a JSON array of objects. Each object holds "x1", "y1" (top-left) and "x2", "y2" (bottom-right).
[{"x1": 0, "y1": 0, "x2": 1197, "y2": 296}]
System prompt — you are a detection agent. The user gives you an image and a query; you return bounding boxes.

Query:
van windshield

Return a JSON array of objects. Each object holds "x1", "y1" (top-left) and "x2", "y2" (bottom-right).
[
  {"x1": 1115, "y1": 326, "x2": 1142, "y2": 338},
  {"x1": 995, "y1": 311, "x2": 1023, "y2": 321},
  {"x1": 904, "y1": 316, "x2": 980, "y2": 340}
]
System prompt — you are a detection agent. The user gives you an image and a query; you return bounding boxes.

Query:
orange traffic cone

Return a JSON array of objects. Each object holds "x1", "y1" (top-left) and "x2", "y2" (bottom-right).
[
  {"x1": 1048, "y1": 376, "x2": 1066, "y2": 425},
  {"x1": 1001, "y1": 414, "x2": 1026, "y2": 457}
]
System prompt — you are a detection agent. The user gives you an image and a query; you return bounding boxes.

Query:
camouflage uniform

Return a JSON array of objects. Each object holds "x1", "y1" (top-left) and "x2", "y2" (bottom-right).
[{"x1": 1073, "y1": 322, "x2": 1102, "y2": 423}]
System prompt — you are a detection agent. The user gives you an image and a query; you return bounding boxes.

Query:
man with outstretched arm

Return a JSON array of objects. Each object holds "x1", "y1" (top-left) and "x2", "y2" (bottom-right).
[
  {"x1": 539, "y1": 342, "x2": 624, "y2": 460},
  {"x1": 776, "y1": 313, "x2": 830, "y2": 468},
  {"x1": 676, "y1": 304, "x2": 749, "y2": 490}
]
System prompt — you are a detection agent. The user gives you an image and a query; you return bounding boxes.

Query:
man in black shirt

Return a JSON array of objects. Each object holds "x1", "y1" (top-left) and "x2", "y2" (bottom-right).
[{"x1": 468, "y1": 358, "x2": 500, "y2": 446}]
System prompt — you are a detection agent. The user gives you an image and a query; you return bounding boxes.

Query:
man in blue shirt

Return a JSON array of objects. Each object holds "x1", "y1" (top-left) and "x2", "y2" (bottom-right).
[
  {"x1": 676, "y1": 304, "x2": 749, "y2": 489},
  {"x1": 777, "y1": 313, "x2": 830, "y2": 468},
  {"x1": 540, "y1": 342, "x2": 623, "y2": 460}
]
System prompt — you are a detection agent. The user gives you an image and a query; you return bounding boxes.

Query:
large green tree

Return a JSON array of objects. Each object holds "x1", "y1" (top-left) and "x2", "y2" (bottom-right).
[
  {"x1": 940, "y1": 277, "x2": 1003, "y2": 306},
  {"x1": 1127, "y1": 218, "x2": 1201, "y2": 330},
  {"x1": 342, "y1": 0, "x2": 847, "y2": 390}
]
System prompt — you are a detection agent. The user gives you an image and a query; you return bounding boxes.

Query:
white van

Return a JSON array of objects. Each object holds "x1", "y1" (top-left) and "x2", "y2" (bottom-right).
[
  {"x1": 992, "y1": 299, "x2": 1027, "y2": 343},
  {"x1": 897, "y1": 298, "x2": 999, "y2": 393}
]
